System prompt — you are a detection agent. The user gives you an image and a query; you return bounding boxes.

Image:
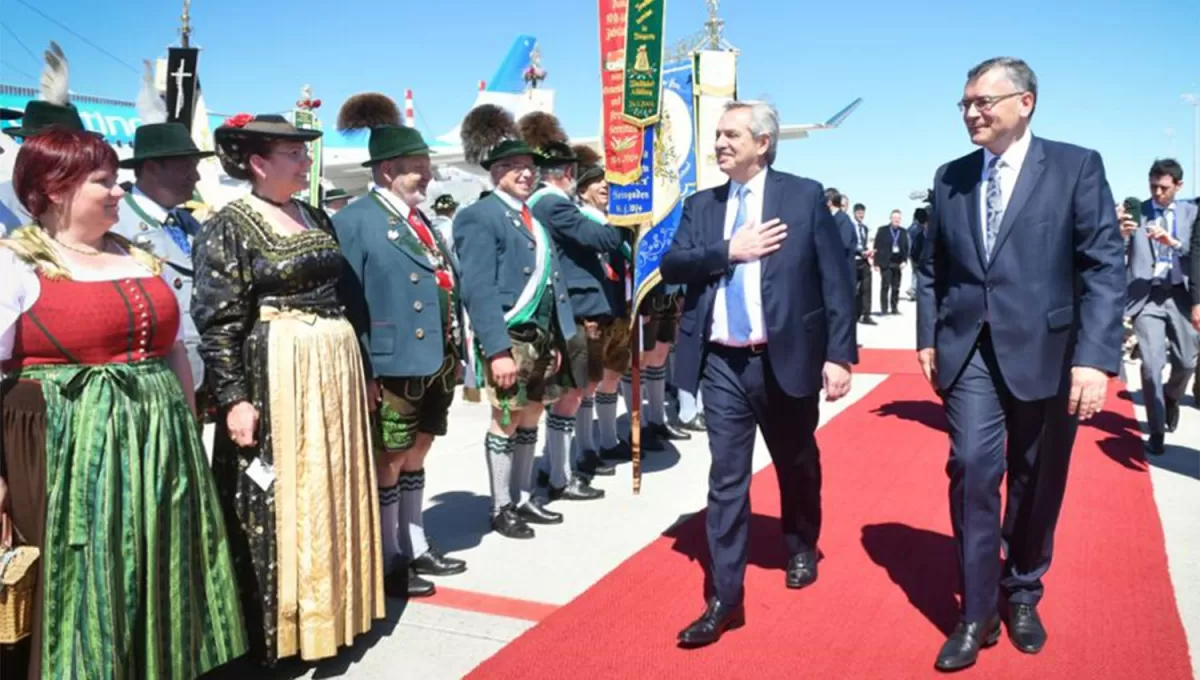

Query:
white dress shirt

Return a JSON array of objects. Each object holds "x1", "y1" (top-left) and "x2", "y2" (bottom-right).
[
  {"x1": 979, "y1": 130, "x2": 1032, "y2": 243},
  {"x1": 710, "y1": 168, "x2": 768, "y2": 345}
]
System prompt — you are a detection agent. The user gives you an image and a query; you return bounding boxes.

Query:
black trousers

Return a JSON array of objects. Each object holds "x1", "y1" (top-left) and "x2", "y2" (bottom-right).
[
  {"x1": 942, "y1": 332, "x2": 1077, "y2": 622},
  {"x1": 700, "y1": 345, "x2": 821, "y2": 605},
  {"x1": 879, "y1": 263, "x2": 902, "y2": 312},
  {"x1": 855, "y1": 259, "x2": 872, "y2": 320}
]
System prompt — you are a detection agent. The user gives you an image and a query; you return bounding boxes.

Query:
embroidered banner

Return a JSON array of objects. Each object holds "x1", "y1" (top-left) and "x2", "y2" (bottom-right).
[
  {"x1": 633, "y1": 58, "x2": 697, "y2": 311},
  {"x1": 608, "y1": 125, "x2": 654, "y2": 228},
  {"x1": 599, "y1": 0, "x2": 643, "y2": 184},
  {"x1": 621, "y1": 0, "x2": 666, "y2": 126}
]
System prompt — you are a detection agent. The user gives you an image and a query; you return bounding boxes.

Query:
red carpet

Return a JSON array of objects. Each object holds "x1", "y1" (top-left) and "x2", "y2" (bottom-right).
[{"x1": 468, "y1": 375, "x2": 1192, "y2": 679}]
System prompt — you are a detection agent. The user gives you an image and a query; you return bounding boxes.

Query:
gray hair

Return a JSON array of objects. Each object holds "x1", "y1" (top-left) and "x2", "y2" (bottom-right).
[
  {"x1": 724, "y1": 99, "x2": 779, "y2": 165},
  {"x1": 967, "y1": 57, "x2": 1038, "y2": 115}
]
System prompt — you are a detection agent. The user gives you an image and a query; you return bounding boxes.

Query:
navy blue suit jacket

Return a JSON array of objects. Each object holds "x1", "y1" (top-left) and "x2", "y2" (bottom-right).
[
  {"x1": 833, "y1": 211, "x2": 857, "y2": 260},
  {"x1": 660, "y1": 168, "x2": 858, "y2": 398},
  {"x1": 916, "y1": 136, "x2": 1125, "y2": 401}
]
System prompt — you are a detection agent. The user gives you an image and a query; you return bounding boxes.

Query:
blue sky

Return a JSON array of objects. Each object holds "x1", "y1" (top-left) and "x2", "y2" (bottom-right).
[{"x1": 3, "y1": 0, "x2": 1198, "y2": 222}]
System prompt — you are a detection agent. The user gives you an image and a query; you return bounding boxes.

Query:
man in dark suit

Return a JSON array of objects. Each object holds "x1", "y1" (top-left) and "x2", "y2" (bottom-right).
[
  {"x1": 661, "y1": 100, "x2": 857, "y2": 648},
  {"x1": 333, "y1": 94, "x2": 468, "y2": 598},
  {"x1": 852, "y1": 202, "x2": 876, "y2": 324},
  {"x1": 873, "y1": 209, "x2": 910, "y2": 314},
  {"x1": 916, "y1": 57, "x2": 1124, "y2": 671}
]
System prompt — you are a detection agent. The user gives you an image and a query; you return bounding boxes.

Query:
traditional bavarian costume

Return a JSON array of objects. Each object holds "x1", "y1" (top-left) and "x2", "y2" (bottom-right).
[
  {"x1": 332, "y1": 105, "x2": 467, "y2": 597},
  {"x1": 454, "y1": 115, "x2": 576, "y2": 538}
]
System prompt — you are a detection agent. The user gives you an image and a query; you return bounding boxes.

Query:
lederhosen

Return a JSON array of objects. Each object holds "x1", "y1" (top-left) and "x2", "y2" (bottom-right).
[{"x1": 368, "y1": 192, "x2": 462, "y2": 453}]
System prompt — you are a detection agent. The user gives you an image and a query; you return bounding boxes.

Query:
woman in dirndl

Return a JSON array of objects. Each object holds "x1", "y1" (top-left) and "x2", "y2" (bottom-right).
[
  {"x1": 0, "y1": 129, "x2": 246, "y2": 679},
  {"x1": 193, "y1": 114, "x2": 384, "y2": 666}
]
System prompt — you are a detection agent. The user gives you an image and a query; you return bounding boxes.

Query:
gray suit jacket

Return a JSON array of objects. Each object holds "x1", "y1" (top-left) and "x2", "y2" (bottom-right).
[{"x1": 1126, "y1": 198, "x2": 1196, "y2": 318}]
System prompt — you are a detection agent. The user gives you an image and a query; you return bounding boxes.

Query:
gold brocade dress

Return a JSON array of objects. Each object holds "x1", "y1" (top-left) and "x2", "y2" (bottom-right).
[{"x1": 190, "y1": 196, "x2": 385, "y2": 664}]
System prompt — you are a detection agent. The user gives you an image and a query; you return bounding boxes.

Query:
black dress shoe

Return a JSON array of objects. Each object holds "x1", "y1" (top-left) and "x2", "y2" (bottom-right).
[
  {"x1": 1146, "y1": 433, "x2": 1165, "y2": 456},
  {"x1": 935, "y1": 615, "x2": 1001, "y2": 672},
  {"x1": 491, "y1": 506, "x2": 535, "y2": 539},
  {"x1": 550, "y1": 476, "x2": 605, "y2": 501},
  {"x1": 600, "y1": 441, "x2": 632, "y2": 460},
  {"x1": 786, "y1": 550, "x2": 819, "y2": 589},
  {"x1": 384, "y1": 565, "x2": 436, "y2": 598},
  {"x1": 679, "y1": 414, "x2": 706, "y2": 432},
  {"x1": 411, "y1": 547, "x2": 467, "y2": 576},
  {"x1": 859, "y1": 316, "x2": 877, "y2": 325},
  {"x1": 1006, "y1": 603, "x2": 1046, "y2": 654},
  {"x1": 577, "y1": 450, "x2": 616, "y2": 476},
  {"x1": 516, "y1": 498, "x2": 563, "y2": 524},
  {"x1": 1165, "y1": 398, "x2": 1180, "y2": 433},
  {"x1": 654, "y1": 421, "x2": 692, "y2": 441},
  {"x1": 677, "y1": 597, "x2": 745, "y2": 648}
]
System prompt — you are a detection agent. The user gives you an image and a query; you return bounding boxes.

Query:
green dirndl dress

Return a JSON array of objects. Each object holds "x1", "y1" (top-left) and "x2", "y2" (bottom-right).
[{"x1": 0, "y1": 260, "x2": 246, "y2": 679}]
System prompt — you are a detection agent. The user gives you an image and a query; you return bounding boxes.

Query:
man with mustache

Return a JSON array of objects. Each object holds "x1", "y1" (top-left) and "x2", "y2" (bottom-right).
[{"x1": 333, "y1": 93, "x2": 467, "y2": 598}]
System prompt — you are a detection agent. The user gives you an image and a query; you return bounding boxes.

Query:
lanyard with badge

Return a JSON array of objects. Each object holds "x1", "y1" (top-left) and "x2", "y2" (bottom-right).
[
  {"x1": 1151, "y1": 208, "x2": 1176, "y2": 278},
  {"x1": 890, "y1": 227, "x2": 902, "y2": 254}
]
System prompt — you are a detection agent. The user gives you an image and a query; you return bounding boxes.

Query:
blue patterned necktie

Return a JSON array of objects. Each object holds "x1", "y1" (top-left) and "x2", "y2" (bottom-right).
[
  {"x1": 984, "y1": 156, "x2": 1003, "y2": 259},
  {"x1": 726, "y1": 184, "x2": 752, "y2": 343},
  {"x1": 163, "y1": 209, "x2": 193, "y2": 258}
]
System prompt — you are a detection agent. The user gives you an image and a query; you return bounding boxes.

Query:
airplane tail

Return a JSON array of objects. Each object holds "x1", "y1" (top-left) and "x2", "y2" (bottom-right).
[
  {"x1": 821, "y1": 97, "x2": 863, "y2": 128},
  {"x1": 437, "y1": 35, "x2": 551, "y2": 145}
]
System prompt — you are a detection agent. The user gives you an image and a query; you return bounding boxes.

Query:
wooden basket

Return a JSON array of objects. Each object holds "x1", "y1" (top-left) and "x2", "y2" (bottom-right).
[{"x1": 0, "y1": 535, "x2": 40, "y2": 644}]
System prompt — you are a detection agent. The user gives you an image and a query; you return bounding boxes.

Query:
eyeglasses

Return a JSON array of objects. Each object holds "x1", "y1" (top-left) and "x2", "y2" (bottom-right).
[
  {"x1": 496, "y1": 162, "x2": 537, "y2": 175},
  {"x1": 957, "y1": 91, "x2": 1027, "y2": 113}
]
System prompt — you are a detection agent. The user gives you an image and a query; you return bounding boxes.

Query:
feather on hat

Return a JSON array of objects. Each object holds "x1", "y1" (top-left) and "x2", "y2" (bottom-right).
[
  {"x1": 40, "y1": 41, "x2": 69, "y2": 106},
  {"x1": 518, "y1": 111, "x2": 566, "y2": 152},
  {"x1": 571, "y1": 144, "x2": 602, "y2": 168},
  {"x1": 337, "y1": 93, "x2": 401, "y2": 132},
  {"x1": 136, "y1": 59, "x2": 168, "y2": 125},
  {"x1": 461, "y1": 104, "x2": 519, "y2": 165}
]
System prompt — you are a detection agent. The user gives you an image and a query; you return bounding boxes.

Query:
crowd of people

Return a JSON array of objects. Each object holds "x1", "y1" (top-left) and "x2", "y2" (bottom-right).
[
  {"x1": 0, "y1": 45, "x2": 1188, "y2": 679},
  {"x1": 0, "y1": 52, "x2": 698, "y2": 678}
]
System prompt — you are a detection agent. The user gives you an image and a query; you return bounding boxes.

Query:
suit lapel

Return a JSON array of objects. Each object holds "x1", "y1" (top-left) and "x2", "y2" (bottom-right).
[
  {"x1": 706, "y1": 182, "x2": 730, "y2": 247},
  {"x1": 989, "y1": 137, "x2": 1045, "y2": 264},
  {"x1": 493, "y1": 193, "x2": 535, "y2": 243},
  {"x1": 369, "y1": 194, "x2": 435, "y2": 271},
  {"x1": 761, "y1": 170, "x2": 783, "y2": 280},
  {"x1": 962, "y1": 151, "x2": 987, "y2": 272}
]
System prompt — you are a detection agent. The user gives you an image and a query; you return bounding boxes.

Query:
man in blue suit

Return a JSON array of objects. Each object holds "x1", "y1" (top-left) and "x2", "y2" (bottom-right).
[
  {"x1": 916, "y1": 57, "x2": 1124, "y2": 671},
  {"x1": 661, "y1": 100, "x2": 857, "y2": 648}
]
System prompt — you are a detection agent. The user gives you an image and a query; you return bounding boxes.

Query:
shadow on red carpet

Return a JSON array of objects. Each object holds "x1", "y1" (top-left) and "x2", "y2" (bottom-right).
[{"x1": 467, "y1": 375, "x2": 1191, "y2": 679}]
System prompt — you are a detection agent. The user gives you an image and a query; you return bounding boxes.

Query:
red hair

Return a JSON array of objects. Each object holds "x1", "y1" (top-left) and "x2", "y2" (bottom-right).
[{"x1": 12, "y1": 129, "x2": 118, "y2": 219}]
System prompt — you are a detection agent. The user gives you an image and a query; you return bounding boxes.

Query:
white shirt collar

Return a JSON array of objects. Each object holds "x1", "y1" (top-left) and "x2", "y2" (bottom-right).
[
  {"x1": 1153, "y1": 200, "x2": 1176, "y2": 214},
  {"x1": 493, "y1": 188, "x2": 526, "y2": 212},
  {"x1": 730, "y1": 166, "x2": 768, "y2": 198},
  {"x1": 130, "y1": 186, "x2": 171, "y2": 225},
  {"x1": 982, "y1": 130, "x2": 1032, "y2": 175},
  {"x1": 369, "y1": 181, "x2": 419, "y2": 218}
]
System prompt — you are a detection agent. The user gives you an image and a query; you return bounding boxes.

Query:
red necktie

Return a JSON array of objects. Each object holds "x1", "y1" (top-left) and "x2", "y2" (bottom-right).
[
  {"x1": 520, "y1": 205, "x2": 535, "y2": 233},
  {"x1": 407, "y1": 209, "x2": 452, "y2": 290}
]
